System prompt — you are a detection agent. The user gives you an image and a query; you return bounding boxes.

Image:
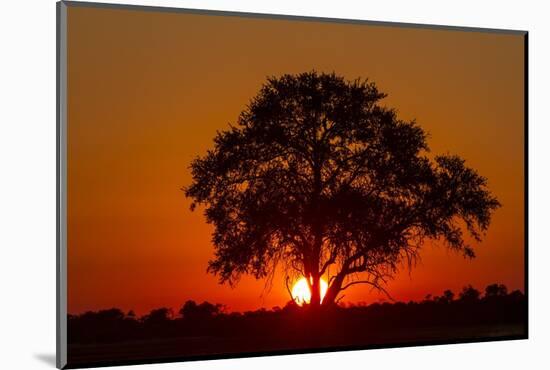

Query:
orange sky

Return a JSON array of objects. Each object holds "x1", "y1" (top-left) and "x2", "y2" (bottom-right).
[{"x1": 66, "y1": 5, "x2": 525, "y2": 315}]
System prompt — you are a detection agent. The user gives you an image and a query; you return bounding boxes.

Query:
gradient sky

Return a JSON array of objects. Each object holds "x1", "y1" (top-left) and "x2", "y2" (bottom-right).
[{"x1": 67, "y1": 5, "x2": 525, "y2": 315}]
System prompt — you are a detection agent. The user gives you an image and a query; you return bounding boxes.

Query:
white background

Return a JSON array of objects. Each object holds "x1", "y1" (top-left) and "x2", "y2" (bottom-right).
[{"x1": 0, "y1": 0, "x2": 548, "y2": 369}]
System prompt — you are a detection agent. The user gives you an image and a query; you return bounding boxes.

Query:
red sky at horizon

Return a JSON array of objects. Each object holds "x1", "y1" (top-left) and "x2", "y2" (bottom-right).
[{"x1": 66, "y1": 6, "x2": 525, "y2": 315}]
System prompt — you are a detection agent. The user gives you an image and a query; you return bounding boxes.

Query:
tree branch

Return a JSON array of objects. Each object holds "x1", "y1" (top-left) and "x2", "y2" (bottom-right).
[
  {"x1": 285, "y1": 276, "x2": 294, "y2": 302},
  {"x1": 341, "y1": 280, "x2": 394, "y2": 301}
]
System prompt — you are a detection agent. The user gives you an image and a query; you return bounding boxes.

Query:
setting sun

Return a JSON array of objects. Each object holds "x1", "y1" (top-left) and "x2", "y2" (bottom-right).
[{"x1": 291, "y1": 277, "x2": 328, "y2": 306}]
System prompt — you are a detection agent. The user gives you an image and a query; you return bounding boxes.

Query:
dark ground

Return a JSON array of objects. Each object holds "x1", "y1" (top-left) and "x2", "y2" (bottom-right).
[{"x1": 68, "y1": 323, "x2": 525, "y2": 367}]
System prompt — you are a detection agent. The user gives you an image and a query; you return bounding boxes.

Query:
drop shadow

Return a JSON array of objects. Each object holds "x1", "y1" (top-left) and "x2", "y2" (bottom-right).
[{"x1": 34, "y1": 353, "x2": 56, "y2": 367}]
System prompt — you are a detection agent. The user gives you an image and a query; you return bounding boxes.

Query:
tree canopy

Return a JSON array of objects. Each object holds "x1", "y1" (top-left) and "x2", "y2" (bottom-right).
[{"x1": 185, "y1": 71, "x2": 500, "y2": 307}]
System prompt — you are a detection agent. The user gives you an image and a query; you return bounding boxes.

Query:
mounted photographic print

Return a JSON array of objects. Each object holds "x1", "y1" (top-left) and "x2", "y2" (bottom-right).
[{"x1": 56, "y1": 1, "x2": 528, "y2": 368}]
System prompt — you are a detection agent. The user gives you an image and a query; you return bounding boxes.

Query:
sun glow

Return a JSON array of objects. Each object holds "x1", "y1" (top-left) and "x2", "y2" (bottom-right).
[{"x1": 291, "y1": 277, "x2": 328, "y2": 306}]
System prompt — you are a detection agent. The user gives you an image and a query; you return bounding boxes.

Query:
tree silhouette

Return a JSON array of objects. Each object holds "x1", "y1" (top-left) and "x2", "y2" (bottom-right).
[
  {"x1": 441, "y1": 289, "x2": 455, "y2": 303},
  {"x1": 142, "y1": 308, "x2": 172, "y2": 324},
  {"x1": 185, "y1": 71, "x2": 500, "y2": 308},
  {"x1": 179, "y1": 300, "x2": 224, "y2": 319},
  {"x1": 459, "y1": 285, "x2": 481, "y2": 303},
  {"x1": 485, "y1": 283, "x2": 508, "y2": 298}
]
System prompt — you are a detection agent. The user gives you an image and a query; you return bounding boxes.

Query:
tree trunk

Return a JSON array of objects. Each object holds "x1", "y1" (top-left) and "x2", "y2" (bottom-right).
[
  {"x1": 310, "y1": 274, "x2": 321, "y2": 308},
  {"x1": 322, "y1": 273, "x2": 346, "y2": 306},
  {"x1": 309, "y1": 152, "x2": 323, "y2": 309}
]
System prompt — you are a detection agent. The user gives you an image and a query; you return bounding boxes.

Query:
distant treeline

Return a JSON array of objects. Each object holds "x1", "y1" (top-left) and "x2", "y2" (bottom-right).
[{"x1": 68, "y1": 283, "x2": 525, "y2": 345}]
